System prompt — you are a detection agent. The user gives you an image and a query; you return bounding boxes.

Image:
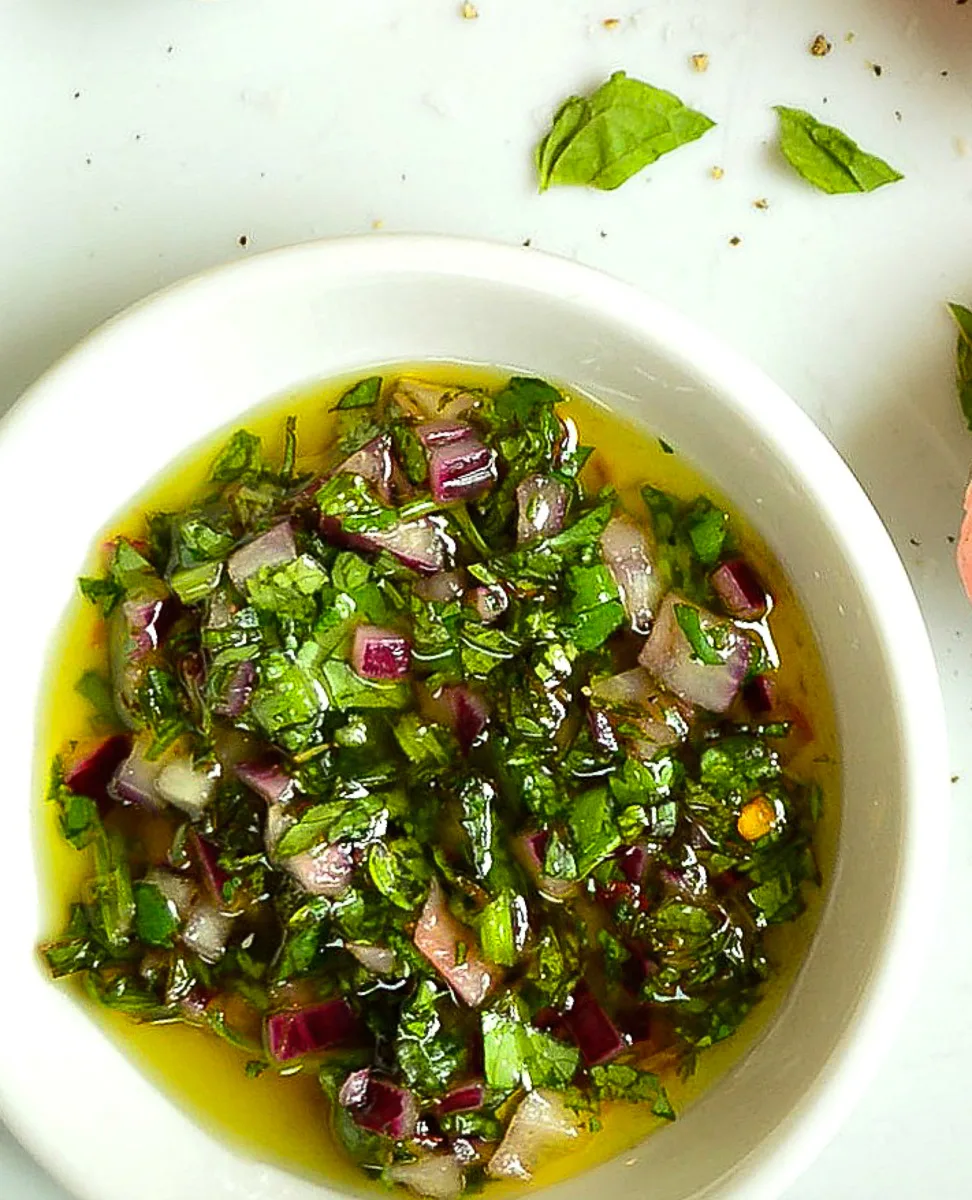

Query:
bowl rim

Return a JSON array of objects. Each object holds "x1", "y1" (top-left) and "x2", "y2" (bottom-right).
[{"x1": 0, "y1": 233, "x2": 948, "y2": 1200}]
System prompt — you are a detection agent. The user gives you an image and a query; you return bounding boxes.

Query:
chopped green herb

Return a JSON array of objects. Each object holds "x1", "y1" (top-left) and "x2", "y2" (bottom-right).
[{"x1": 774, "y1": 106, "x2": 903, "y2": 194}]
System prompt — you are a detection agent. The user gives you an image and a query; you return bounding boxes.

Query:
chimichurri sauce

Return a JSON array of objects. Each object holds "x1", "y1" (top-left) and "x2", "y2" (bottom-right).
[{"x1": 38, "y1": 371, "x2": 837, "y2": 1198}]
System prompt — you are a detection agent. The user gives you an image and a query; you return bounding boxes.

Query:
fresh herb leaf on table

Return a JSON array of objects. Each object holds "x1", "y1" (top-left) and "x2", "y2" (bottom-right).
[
  {"x1": 774, "y1": 106, "x2": 903, "y2": 194},
  {"x1": 947, "y1": 302, "x2": 972, "y2": 432},
  {"x1": 536, "y1": 71, "x2": 715, "y2": 192}
]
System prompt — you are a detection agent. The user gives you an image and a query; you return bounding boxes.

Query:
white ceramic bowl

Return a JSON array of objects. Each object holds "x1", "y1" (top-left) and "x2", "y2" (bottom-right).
[{"x1": 0, "y1": 236, "x2": 946, "y2": 1200}]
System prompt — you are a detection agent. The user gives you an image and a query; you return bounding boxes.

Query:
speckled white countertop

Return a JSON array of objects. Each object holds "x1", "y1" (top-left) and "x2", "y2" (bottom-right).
[{"x1": 2, "y1": 1, "x2": 971, "y2": 1196}]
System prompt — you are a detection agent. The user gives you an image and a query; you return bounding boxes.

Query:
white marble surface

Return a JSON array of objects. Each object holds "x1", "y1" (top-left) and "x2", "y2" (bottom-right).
[{"x1": 2, "y1": 1, "x2": 971, "y2": 1196}]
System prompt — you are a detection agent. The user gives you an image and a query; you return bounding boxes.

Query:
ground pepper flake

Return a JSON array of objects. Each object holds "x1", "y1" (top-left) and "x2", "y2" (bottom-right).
[
  {"x1": 753, "y1": 198, "x2": 769, "y2": 210},
  {"x1": 729, "y1": 236, "x2": 741, "y2": 246},
  {"x1": 711, "y1": 166, "x2": 724, "y2": 180},
  {"x1": 461, "y1": 2, "x2": 479, "y2": 18},
  {"x1": 810, "y1": 34, "x2": 832, "y2": 57},
  {"x1": 691, "y1": 53, "x2": 710, "y2": 73},
  {"x1": 602, "y1": 18, "x2": 621, "y2": 29}
]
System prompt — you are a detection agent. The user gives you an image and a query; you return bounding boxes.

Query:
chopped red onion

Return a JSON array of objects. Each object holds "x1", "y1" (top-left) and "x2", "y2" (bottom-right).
[
  {"x1": 155, "y1": 757, "x2": 220, "y2": 817},
  {"x1": 515, "y1": 832, "x2": 578, "y2": 903},
  {"x1": 616, "y1": 844, "x2": 650, "y2": 885},
  {"x1": 414, "y1": 881, "x2": 498, "y2": 1007},
  {"x1": 189, "y1": 832, "x2": 228, "y2": 904},
  {"x1": 516, "y1": 475, "x2": 567, "y2": 545},
  {"x1": 424, "y1": 429, "x2": 497, "y2": 504},
  {"x1": 743, "y1": 674, "x2": 776, "y2": 716},
  {"x1": 182, "y1": 901, "x2": 233, "y2": 964},
  {"x1": 486, "y1": 1090, "x2": 578, "y2": 1181},
  {"x1": 108, "y1": 738, "x2": 163, "y2": 809},
  {"x1": 639, "y1": 594, "x2": 751, "y2": 714},
  {"x1": 437, "y1": 1082, "x2": 486, "y2": 1115},
  {"x1": 322, "y1": 512, "x2": 452, "y2": 574},
  {"x1": 339, "y1": 1068, "x2": 419, "y2": 1140},
  {"x1": 117, "y1": 595, "x2": 171, "y2": 659},
  {"x1": 235, "y1": 761, "x2": 296, "y2": 804},
  {"x1": 336, "y1": 435, "x2": 395, "y2": 504},
  {"x1": 64, "y1": 735, "x2": 131, "y2": 800},
  {"x1": 352, "y1": 624, "x2": 412, "y2": 680},
  {"x1": 266, "y1": 998, "x2": 361, "y2": 1062},
  {"x1": 416, "y1": 421, "x2": 475, "y2": 448},
  {"x1": 440, "y1": 685, "x2": 489, "y2": 754},
  {"x1": 227, "y1": 521, "x2": 297, "y2": 589},
  {"x1": 213, "y1": 659, "x2": 256, "y2": 718},
  {"x1": 347, "y1": 942, "x2": 396, "y2": 975},
  {"x1": 589, "y1": 669, "x2": 690, "y2": 755},
  {"x1": 287, "y1": 841, "x2": 354, "y2": 897},
  {"x1": 394, "y1": 379, "x2": 477, "y2": 420},
  {"x1": 142, "y1": 867, "x2": 195, "y2": 919},
  {"x1": 599, "y1": 514, "x2": 665, "y2": 634},
  {"x1": 562, "y1": 984, "x2": 625, "y2": 1066},
  {"x1": 414, "y1": 570, "x2": 466, "y2": 604},
  {"x1": 387, "y1": 1154, "x2": 466, "y2": 1200},
  {"x1": 466, "y1": 584, "x2": 508, "y2": 623},
  {"x1": 711, "y1": 558, "x2": 768, "y2": 621},
  {"x1": 109, "y1": 592, "x2": 171, "y2": 725}
]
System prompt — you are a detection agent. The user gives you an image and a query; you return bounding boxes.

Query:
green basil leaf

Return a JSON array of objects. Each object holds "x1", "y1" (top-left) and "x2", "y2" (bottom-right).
[
  {"x1": 133, "y1": 881, "x2": 181, "y2": 947},
  {"x1": 774, "y1": 106, "x2": 903, "y2": 194},
  {"x1": 536, "y1": 72, "x2": 715, "y2": 192},
  {"x1": 948, "y1": 302, "x2": 972, "y2": 432},
  {"x1": 335, "y1": 376, "x2": 382, "y2": 410},
  {"x1": 210, "y1": 429, "x2": 264, "y2": 482}
]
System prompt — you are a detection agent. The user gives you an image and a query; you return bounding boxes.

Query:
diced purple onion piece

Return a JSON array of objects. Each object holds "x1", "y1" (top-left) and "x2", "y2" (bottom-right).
[
  {"x1": 516, "y1": 831, "x2": 577, "y2": 903},
  {"x1": 339, "y1": 1068, "x2": 372, "y2": 1108},
  {"x1": 235, "y1": 761, "x2": 296, "y2": 804},
  {"x1": 213, "y1": 659, "x2": 256, "y2": 718},
  {"x1": 387, "y1": 1154, "x2": 466, "y2": 1200},
  {"x1": 486, "y1": 1089, "x2": 578, "y2": 1181},
  {"x1": 467, "y1": 585, "x2": 509, "y2": 624},
  {"x1": 590, "y1": 667, "x2": 660, "y2": 711},
  {"x1": 440, "y1": 685, "x2": 489, "y2": 754},
  {"x1": 562, "y1": 985, "x2": 625, "y2": 1067},
  {"x1": 182, "y1": 901, "x2": 233, "y2": 964},
  {"x1": 743, "y1": 674, "x2": 776, "y2": 716},
  {"x1": 639, "y1": 594, "x2": 751, "y2": 714},
  {"x1": 287, "y1": 842, "x2": 354, "y2": 897},
  {"x1": 143, "y1": 867, "x2": 195, "y2": 919},
  {"x1": 108, "y1": 738, "x2": 163, "y2": 809},
  {"x1": 599, "y1": 514, "x2": 665, "y2": 635},
  {"x1": 414, "y1": 570, "x2": 466, "y2": 604},
  {"x1": 415, "y1": 881, "x2": 497, "y2": 1007},
  {"x1": 426, "y1": 433, "x2": 497, "y2": 504},
  {"x1": 516, "y1": 475, "x2": 567, "y2": 545},
  {"x1": 321, "y1": 513, "x2": 452, "y2": 575},
  {"x1": 189, "y1": 831, "x2": 229, "y2": 904},
  {"x1": 227, "y1": 522, "x2": 297, "y2": 589},
  {"x1": 266, "y1": 998, "x2": 361, "y2": 1062},
  {"x1": 119, "y1": 596, "x2": 171, "y2": 659},
  {"x1": 348, "y1": 942, "x2": 396, "y2": 975},
  {"x1": 416, "y1": 421, "x2": 475, "y2": 448},
  {"x1": 64, "y1": 735, "x2": 132, "y2": 800},
  {"x1": 438, "y1": 1082, "x2": 486, "y2": 1115},
  {"x1": 616, "y1": 845, "x2": 649, "y2": 886},
  {"x1": 339, "y1": 1068, "x2": 419, "y2": 1141},
  {"x1": 621, "y1": 947, "x2": 659, "y2": 996},
  {"x1": 336, "y1": 435, "x2": 396, "y2": 504},
  {"x1": 394, "y1": 379, "x2": 477, "y2": 421},
  {"x1": 155, "y1": 757, "x2": 219, "y2": 817},
  {"x1": 711, "y1": 558, "x2": 768, "y2": 621},
  {"x1": 352, "y1": 624, "x2": 412, "y2": 680},
  {"x1": 519, "y1": 830, "x2": 549, "y2": 874}
]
